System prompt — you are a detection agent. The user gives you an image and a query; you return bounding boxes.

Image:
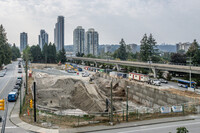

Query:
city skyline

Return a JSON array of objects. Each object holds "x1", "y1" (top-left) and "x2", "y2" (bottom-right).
[{"x1": 1, "y1": 0, "x2": 200, "y2": 46}]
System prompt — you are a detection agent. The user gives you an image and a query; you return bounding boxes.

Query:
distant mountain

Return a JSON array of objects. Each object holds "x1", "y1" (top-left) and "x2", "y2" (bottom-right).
[
  {"x1": 65, "y1": 44, "x2": 176, "y2": 54},
  {"x1": 136, "y1": 44, "x2": 176, "y2": 53},
  {"x1": 157, "y1": 44, "x2": 176, "y2": 52}
]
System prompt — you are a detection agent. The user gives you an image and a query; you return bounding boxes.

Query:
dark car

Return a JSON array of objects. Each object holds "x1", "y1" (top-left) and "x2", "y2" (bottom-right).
[
  {"x1": 16, "y1": 80, "x2": 21, "y2": 87},
  {"x1": 14, "y1": 85, "x2": 20, "y2": 90}
]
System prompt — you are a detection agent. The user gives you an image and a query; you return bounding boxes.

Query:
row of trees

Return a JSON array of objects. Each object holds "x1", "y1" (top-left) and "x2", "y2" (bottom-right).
[
  {"x1": 23, "y1": 43, "x2": 66, "y2": 64},
  {"x1": 112, "y1": 34, "x2": 160, "y2": 62},
  {"x1": 110, "y1": 34, "x2": 200, "y2": 66},
  {"x1": 0, "y1": 25, "x2": 20, "y2": 68}
]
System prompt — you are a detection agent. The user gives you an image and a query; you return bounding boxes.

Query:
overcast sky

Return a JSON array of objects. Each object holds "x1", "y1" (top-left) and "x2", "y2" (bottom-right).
[{"x1": 1, "y1": 0, "x2": 200, "y2": 46}]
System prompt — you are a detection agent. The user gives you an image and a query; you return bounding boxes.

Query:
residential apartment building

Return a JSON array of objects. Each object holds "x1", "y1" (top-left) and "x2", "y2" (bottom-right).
[
  {"x1": 73, "y1": 26, "x2": 85, "y2": 55},
  {"x1": 20, "y1": 32, "x2": 28, "y2": 52},
  {"x1": 85, "y1": 28, "x2": 99, "y2": 56},
  {"x1": 38, "y1": 30, "x2": 48, "y2": 50}
]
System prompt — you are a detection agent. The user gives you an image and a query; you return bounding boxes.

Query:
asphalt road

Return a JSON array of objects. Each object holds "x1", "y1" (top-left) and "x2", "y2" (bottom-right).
[
  {"x1": 0, "y1": 61, "x2": 28, "y2": 133},
  {"x1": 88, "y1": 118, "x2": 200, "y2": 133}
]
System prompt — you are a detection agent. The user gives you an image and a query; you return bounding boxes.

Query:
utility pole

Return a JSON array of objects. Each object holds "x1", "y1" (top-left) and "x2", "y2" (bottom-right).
[
  {"x1": 110, "y1": 80, "x2": 113, "y2": 123},
  {"x1": 25, "y1": 59, "x2": 28, "y2": 94},
  {"x1": 33, "y1": 82, "x2": 37, "y2": 122},
  {"x1": 20, "y1": 86, "x2": 22, "y2": 114},
  {"x1": 189, "y1": 55, "x2": 192, "y2": 89},
  {"x1": 126, "y1": 85, "x2": 130, "y2": 122}
]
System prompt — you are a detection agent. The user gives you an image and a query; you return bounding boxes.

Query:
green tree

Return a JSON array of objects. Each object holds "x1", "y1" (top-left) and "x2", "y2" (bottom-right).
[
  {"x1": 23, "y1": 45, "x2": 31, "y2": 62},
  {"x1": 176, "y1": 127, "x2": 189, "y2": 133},
  {"x1": 47, "y1": 43, "x2": 57, "y2": 63},
  {"x1": 57, "y1": 48, "x2": 66, "y2": 64},
  {"x1": 76, "y1": 52, "x2": 84, "y2": 57},
  {"x1": 140, "y1": 34, "x2": 149, "y2": 61},
  {"x1": 170, "y1": 53, "x2": 186, "y2": 64},
  {"x1": 42, "y1": 43, "x2": 48, "y2": 63},
  {"x1": 192, "y1": 49, "x2": 200, "y2": 65},
  {"x1": 186, "y1": 39, "x2": 199, "y2": 57},
  {"x1": 30, "y1": 45, "x2": 42, "y2": 63},
  {"x1": 113, "y1": 38, "x2": 127, "y2": 60},
  {"x1": 11, "y1": 43, "x2": 21, "y2": 61},
  {"x1": 0, "y1": 24, "x2": 12, "y2": 66},
  {"x1": 140, "y1": 34, "x2": 158, "y2": 62}
]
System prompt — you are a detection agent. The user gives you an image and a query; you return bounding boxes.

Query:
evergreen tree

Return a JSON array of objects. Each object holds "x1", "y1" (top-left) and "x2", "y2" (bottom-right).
[
  {"x1": 113, "y1": 38, "x2": 128, "y2": 60},
  {"x1": 192, "y1": 49, "x2": 200, "y2": 65},
  {"x1": 30, "y1": 45, "x2": 42, "y2": 63},
  {"x1": 57, "y1": 48, "x2": 66, "y2": 64},
  {"x1": 186, "y1": 39, "x2": 199, "y2": 57},
  {"x1": 0, "y1": 24, "x2": 12, "y2": 66},
  {"x1": 11, "y1": 43, "x2": 21, "y2": 61},
  {"x1": 140, "y1": 33, "x2": 158, "y2": 62},
  {"x1": 42, "y1": 43, "x2": 48, "y2": 63},
  {"x1": 140, "y1": 34, "x2": 149, "y2": 61}
]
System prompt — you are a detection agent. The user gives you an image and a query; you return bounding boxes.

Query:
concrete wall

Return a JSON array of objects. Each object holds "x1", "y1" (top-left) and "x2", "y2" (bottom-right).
[{"x1": 98, "y1": 73, "x2": 199, "y2": 107}]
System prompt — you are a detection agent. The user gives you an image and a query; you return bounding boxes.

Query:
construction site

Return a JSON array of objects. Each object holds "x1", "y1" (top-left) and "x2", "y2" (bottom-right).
[{"x1": 21, "y1": 63, "x2": 200, "y2": 128}]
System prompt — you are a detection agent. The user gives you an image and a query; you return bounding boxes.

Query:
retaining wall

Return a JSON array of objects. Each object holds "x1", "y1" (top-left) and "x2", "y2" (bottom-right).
[{"x1": 98, "y1": 73, "x2": 199, "y2": 107}]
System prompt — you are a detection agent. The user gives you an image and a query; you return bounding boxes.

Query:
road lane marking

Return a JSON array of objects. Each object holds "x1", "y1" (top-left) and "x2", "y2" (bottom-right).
[
  {"x1": 117, "y1": 121, "x2": 200, "y2": 133},
  {"x1": 0, "y1": 126, "x2": 19, "y2": 129}
]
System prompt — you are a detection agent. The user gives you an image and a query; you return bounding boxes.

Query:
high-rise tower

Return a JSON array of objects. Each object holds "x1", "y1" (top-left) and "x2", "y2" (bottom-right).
[
  {"x1": 73, "y1": 26, "x2": 85, "y2": 55},
  {"x1": 20, "y1": 32, "x2": 28, "y2": 52},
  {"x1": 54, "y1": 16, "x2": 64, "y2": 51},
  {"x1": 85, "y1": 28, "x2": 99, "y2": 56},
  {"x1": 38, "y1": 30, "x2": 48, "y2": 50}
]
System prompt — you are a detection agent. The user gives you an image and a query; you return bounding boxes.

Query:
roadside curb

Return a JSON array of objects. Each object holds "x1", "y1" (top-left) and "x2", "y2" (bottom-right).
[{"x1": 9, "y1": 90, "x2": 59, "y2": 133}]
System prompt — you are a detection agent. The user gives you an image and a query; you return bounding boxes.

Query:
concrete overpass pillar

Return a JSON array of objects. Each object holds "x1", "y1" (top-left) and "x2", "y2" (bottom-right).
[
  {"x1": 116, "y1": 64, "x2": 120, "y2": 71},
  {"x1": 95, "y1": 61, "x2": 98, "y2": 67},
  {"x1": 82, "y1": 60, "x2": 85, "y2": 65},
  {"x1": 152, "y1": 67, "x2": 157, "y2": 78}
]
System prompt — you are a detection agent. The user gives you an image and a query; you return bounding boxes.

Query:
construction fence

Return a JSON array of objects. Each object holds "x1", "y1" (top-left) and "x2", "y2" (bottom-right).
[{"x1": 23, "y1": 102, "x2": 200, "y2": 128}]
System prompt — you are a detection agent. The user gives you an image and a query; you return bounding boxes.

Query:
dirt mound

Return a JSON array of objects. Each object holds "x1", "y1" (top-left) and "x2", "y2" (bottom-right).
[{"x1": 35, "y1": 74, "x2": 105, "y2": 112}]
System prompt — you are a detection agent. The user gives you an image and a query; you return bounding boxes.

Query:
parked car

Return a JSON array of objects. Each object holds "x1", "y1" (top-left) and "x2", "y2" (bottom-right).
[
  {"x1": 17, "y1": 76, "x2": 23, "y2": 81},
  {"x1": 0, "y1": 72, "x2": 4, "y2": 77},
  {"x1": 8, "y1": 92, "x2": 18, "y2": 102},
  {"x1": 14, "y1": 85, "x2": 20, "y2": 90},
  {"x1": 16, "y1": 80, "x2": 22, "y2": 87},
  {"x1": 18, "y1": 68, "x2": 22, "y2": 73},
  {"x1": 12, "y1": 89, "x2": 19, "y2": 95},
  {"x1": 148, "y1": 79, "x2": 161, "y2": 86},
  {"x1": 159, "y1": 78, "x2": 168, "y2": 84},
  {"x1": 17, "y1": 78, "x2": 22, "y2": 84}
]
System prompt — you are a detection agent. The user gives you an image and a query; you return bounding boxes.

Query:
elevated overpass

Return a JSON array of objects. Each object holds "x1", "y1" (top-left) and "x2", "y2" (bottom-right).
[{"x1": 68, "y1": 57, "x2": 200, "y2": 77}]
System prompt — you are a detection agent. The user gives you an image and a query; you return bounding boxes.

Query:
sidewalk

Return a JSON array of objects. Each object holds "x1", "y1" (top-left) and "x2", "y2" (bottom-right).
[{"x1": 9, "y1": 90, "x2": 59, "y2": 133}]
